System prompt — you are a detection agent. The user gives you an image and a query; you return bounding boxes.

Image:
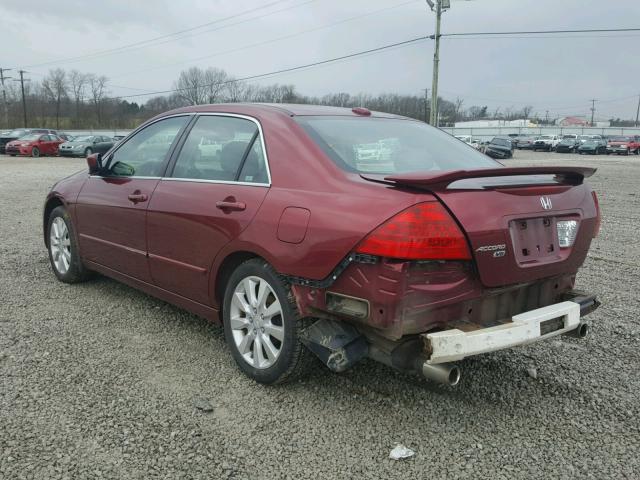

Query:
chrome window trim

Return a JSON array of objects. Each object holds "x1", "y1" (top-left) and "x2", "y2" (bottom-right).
[
  {"x1": 161, "y1": 177, "x2": 269, "y2": 188},
  {"x1": 102, "y1": 112, "x2": 195, "y2": 172},
  {"x1": 169, "y1": 112, "x2": 272, "y2": 186},
  {"x1": 89, "y1": 175, "x2": 162, "y2": 180}
]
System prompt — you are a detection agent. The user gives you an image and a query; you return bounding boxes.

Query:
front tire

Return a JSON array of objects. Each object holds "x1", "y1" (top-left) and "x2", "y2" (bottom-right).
[
  {"x1": 223, "y1": 259, "x2": 313, "y2": 384},
  {"x1": 84, "y1": 147, "x2": 93, "y2": 157},
  {"x1": 31, "y1": 147, "x2": 40, "y2": 157},
  {"x1": 47, "y1": 206, "x2": 91, "y2": 283}
]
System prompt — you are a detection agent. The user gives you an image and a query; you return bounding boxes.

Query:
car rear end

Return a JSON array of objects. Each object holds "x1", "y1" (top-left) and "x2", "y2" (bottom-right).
[{"x1": 292, "y1": 114, "x2": 600, "y2": 384}]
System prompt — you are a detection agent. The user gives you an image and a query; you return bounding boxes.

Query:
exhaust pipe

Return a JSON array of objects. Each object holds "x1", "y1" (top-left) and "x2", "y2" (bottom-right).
[
  {"x1": 566, "y1": 322, "x2": 589, "y2": 339},
  {"x1": 418, "y1": 358, "x2": 461, "y2": 386}
]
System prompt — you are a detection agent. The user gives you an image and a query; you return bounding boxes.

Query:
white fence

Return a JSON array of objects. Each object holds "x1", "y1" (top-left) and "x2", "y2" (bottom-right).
[{"x1": 442, "y1": 126, "x2": 640, "y2": 142}]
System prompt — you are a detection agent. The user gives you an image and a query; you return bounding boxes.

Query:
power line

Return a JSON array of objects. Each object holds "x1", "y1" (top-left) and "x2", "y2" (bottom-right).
[
  {"x1": 111, "y1": 35, "x2": 431, "y2": 100},
  {"x1": 440, "y1": 27, "x2": 640, "y2": 37},
  {"x1": 109, "y1": 0, "x2": 418, "y2": 80},
  {"x1": 20, "y1": 0, "x2": 309, "y2": 69}
]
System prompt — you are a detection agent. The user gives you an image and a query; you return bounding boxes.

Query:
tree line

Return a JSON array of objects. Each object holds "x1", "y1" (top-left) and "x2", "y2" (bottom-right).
[{"x1": 0, "y1": 65, "x2": 589, "y2": 131}]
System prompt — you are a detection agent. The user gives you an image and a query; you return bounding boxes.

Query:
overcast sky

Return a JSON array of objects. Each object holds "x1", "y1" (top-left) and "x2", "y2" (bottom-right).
[{"x1": 2, "y1": 0, "x2": 639, "y2": 120}]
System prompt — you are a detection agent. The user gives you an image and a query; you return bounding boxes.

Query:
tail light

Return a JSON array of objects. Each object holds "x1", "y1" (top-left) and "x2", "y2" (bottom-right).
[
  {"x1": 591, "y1": 191, "x2": 601, "y2": 237},
  {"x1": 355, "y1": 202, "x2": 471, "y2": 260}
]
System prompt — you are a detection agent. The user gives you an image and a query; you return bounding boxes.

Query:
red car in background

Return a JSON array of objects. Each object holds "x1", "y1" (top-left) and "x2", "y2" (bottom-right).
[
  {"x1": 42, "y1": 104, "x2": 601, "y2": 386},
  {"x1": 606, "y1": 135, "x2": 640, "y2": 155},
  {"x1": 6, "y1": 133, "x2": 64, "y2": 157}
]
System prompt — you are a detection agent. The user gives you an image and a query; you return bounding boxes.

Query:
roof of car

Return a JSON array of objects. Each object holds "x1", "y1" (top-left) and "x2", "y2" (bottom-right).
[{"x1": 163, "y1": 103, "x2": 410, "y2": 120}]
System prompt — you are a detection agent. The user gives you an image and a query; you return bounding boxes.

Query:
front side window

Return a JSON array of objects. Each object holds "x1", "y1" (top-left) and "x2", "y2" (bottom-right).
[
  {"x1": 107, "y1": 116, "x2": 188, "y2": 177},
  {"x1": 297, "y1": 116, "x2": 498, "y2": 174},
  {"x1": 171, "y1": 115, "x2": 268, "y2": 183}
]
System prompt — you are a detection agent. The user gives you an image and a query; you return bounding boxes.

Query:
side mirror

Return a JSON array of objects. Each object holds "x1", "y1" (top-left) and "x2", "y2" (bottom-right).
[{"x1": 87, "y1": 153, "x2": 103, "y2": 175}]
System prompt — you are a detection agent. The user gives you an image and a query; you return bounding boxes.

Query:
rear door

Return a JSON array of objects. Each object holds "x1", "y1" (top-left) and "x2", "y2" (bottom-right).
[
  {"x1": 76, "y1": 115, "x2": 190, "y2": 282},
  {"x1": 146, "y1": 114, "x2": 270, "y2": 304}
]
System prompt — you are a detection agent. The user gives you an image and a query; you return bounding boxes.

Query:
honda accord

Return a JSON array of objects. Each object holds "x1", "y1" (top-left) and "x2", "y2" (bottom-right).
[{"x1": 43, "y1": 104, "x2": 600, "y2": 386}]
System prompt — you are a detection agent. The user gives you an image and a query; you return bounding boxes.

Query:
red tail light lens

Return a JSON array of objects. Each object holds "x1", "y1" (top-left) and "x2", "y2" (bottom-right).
[
  {"x1": 591, "y1": 191, "x2": 601, "y2": 237},
  {"x1": 356, "y1": 202, "x2": 471, "y2": 260}
]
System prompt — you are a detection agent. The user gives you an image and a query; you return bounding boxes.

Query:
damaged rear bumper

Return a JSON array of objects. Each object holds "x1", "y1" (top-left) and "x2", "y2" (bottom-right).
[
  {"x1": 425, "y1": 300, "x2": 583, "y2": 364},
  {"x1": 301, "y1": 291, "x2": 599, "y2": 385}
]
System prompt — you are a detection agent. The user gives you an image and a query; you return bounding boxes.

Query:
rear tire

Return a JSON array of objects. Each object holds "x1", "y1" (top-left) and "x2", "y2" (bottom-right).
[
  {"x1": 223, "y1": 259, "x2": 314, "y2": 385},
  {"x1": 47, "y1": 206, "x2": 91, "y2": 283}
]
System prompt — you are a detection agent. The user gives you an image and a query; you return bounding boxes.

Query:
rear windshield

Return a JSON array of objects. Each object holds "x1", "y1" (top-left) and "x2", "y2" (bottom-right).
[{"x1": 296, "y1": 116, "x2": 498, "y2": 174}]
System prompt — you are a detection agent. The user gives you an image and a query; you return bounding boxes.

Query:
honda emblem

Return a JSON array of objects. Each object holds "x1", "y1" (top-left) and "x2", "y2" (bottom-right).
[{"x1": 540, "y1": 196, "x2": 553, "y2": 210}]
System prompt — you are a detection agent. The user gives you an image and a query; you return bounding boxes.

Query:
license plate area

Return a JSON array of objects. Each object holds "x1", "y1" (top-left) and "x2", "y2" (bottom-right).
[
  {"x1": 510, "y1": 217, "x2": 560, "y2": 265},
  {"x1": 540, "y1": 316, "x2": 565, "y2": 335}
]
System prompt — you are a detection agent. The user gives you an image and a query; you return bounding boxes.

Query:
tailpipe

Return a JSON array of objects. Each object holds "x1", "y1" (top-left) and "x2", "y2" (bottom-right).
[
  {"x1": 418, "y1": 358, "x2": 461, "y2": 386},
  {"x1": 565, "y1": 322, "x2": 589, "y2": 339}
]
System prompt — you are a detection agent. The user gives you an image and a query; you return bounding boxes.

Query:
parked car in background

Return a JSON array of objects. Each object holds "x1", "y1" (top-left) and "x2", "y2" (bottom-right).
[
  {"x1": 0, "y1": 128, "x2": 60, "y2": 153},
  {"x1": 578, "y1": 134, "x2": 603, "y2": 145},
  {"x1": 515, "y1": 136, "x2": 537, "y2": 150},
  {"x1": 484, "y1": 137, "x2": 513, "y2": 158},
  {"x1": 533, "y1": 134, "x2": 561, "y2": 151},
  {"x1": 58, "y1": 135, "x2": 115, "y2": 157},
  {"x1": 556, "y1": 136, "x2": 580, "y2": 153},
  {"x1": 5, "y1": 133, "x2": 64, "y2": 157},
  {"x1": 42, "y1": 103, "x2": 600, "y2": 386},
  {"x1": 455, "y1": 135, "x2": 482, "y2": 150},
  {"x1": 606, "y1": 135, "x2": 640, "y2": 155},
  {"x1": 577, "y1": 138, "x2": 608, "y2": 155}
]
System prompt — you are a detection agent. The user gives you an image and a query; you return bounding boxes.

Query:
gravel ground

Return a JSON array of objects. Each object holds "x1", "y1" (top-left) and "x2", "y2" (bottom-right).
[{"x1": 1, "y1": 151, "x2": 639, "y2": 479}]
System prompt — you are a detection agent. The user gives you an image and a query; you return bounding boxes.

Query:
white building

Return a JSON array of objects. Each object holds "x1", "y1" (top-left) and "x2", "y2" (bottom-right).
[{"x1": 454, "y1": 119, "x2": 536, "y2": 128}]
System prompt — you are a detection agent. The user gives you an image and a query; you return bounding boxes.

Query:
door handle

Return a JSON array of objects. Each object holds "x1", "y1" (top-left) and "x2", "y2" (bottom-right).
[
  {"x1": 128, "y1": 193, "x2": 148, "y2": 203},
  {"x1": 216, "y1": 200, "x2": 246, "y2": 212}
]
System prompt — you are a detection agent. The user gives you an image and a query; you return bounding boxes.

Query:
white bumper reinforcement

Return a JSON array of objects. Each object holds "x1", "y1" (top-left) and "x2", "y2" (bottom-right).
[{"x1": 425, "y1": 301, "x2": 581, "y2": 364}]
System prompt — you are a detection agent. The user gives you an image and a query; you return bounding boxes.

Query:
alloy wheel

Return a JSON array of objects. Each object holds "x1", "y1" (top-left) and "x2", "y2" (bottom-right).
[
  {"x1": 49, "y1": 217, "x2": 71, "y2": 274},
  {"x1": 229, "y1": 276, "x2": 284, "y2": 369}
]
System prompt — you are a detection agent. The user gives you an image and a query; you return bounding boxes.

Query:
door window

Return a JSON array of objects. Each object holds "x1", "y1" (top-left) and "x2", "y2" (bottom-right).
[
  {"x1": 171, "y1": 115, "x2": 268, "y2": 183},
  {"x1": 107, "y1": 116, "x2": 188, "y2": 177}
]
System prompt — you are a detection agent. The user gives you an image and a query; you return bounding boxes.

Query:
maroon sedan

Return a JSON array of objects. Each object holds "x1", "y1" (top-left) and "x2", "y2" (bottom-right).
[{"x1": 43, "y1": 104, "x2": 600, "y2": 385}]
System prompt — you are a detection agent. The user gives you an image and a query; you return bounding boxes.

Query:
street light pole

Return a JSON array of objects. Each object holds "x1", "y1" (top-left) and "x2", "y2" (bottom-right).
[{"x1": 429, "y1": 0, "x2": 443, "y2": 126}]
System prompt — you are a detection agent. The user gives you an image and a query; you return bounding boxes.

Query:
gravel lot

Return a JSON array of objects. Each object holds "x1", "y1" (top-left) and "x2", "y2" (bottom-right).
[{"x1": 1, "y1": 150, "x2": 639, "y2": 479}]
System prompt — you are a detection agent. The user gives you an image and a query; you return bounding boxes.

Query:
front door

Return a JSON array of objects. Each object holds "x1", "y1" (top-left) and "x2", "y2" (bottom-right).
[
  {"x1": 147, "y1": 114, "x2": 270, "y2": 304},
  {"x1": 76, "y1": 115, "x2": 190, "y2": 282}
]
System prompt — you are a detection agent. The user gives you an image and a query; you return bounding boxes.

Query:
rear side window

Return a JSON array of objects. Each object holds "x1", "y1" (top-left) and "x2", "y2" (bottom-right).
[
  {"x1": 107, "y1": 116, "x2": 188, "y2": 177},
  {"x1": 171, "y1": 115, "x2": 268, "y2": 183},
  {"x1": 296, "y1": 116, "x2": 498, "y2": 174}
]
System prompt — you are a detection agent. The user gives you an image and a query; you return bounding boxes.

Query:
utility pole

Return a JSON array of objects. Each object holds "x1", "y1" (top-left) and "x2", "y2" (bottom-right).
[
  {"x1": 423, "y1": 88, "x2": 429, "y2": 123},
  {"x1": 427, "y1": 0, "x2": 447, "y2": 126},
  {"x1": 545, "y1": 110, "x2": 549, "y2": 125},
  {"x1": 590, "y1": 99, "x2": 597, "y2": 127},
  {"x1": 0, "y1": 68, "x2": 12, "y2": 129},
  {"x1": 635, "y1": 94, "x2": 640, "y2": 128},
  {"x1": 13, "y1": 70, "x2": 29, "y2": 127}
]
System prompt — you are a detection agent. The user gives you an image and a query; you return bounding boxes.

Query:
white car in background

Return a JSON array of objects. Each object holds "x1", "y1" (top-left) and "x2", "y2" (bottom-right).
[
  {"x1": 455, "y1": 135, "x2": 482, "y2": 151},
  {"x1": 532, "y1": 134, "x2": 561, "y2": 151}
]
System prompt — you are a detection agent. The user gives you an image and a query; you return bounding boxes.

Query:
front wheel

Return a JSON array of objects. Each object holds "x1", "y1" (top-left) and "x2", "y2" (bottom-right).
[
  {"x1": 31, "y1": 147, "x2": 40, "y2": 157},
  {"x1": 223, "y1": 259, "x2": 314, "y2": 384},
  {"x1": 47, "y1": 206, "x2": 91, "y2": 283},
  {"x1": 84, "y1": 147, "x2": 93, "y2": 157}
]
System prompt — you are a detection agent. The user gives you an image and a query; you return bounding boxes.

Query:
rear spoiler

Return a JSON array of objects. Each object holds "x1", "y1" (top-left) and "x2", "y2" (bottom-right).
[{"x1": 363, "y1": 166, "x2": 596, "y2": 189}]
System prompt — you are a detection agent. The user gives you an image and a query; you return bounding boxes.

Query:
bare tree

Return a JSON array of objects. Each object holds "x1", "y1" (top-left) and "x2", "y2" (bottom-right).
[
  {"x1": 225, "y1": 78, "x2": 247, "y2": 103},
  {"x1": 203, "y1": 67, "x2": 228, "y2": 103},
  {"x1": 454, "y1": 97, "x2": 464, "y2": 122},
  {"x1": 522, "y1": 105, "x2": 533, "y2": 119},
  {"x1": 42, "y1": 69, "x2": 68, "y2": 129},
  {"x1": 88, "y1": 74, "x2": 108, "y2": 125},
  {"x1": 69, "y1": 70, "x2": 88, "y2": 127},
  {"x1": 174, "y1": 67, "x2": 207, "y2": 105}
]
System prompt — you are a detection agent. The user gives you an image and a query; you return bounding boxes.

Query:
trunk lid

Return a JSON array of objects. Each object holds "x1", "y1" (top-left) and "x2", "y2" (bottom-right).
[{"x1": 368, "y1": 167, "x2": 599, "y2": 287}]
